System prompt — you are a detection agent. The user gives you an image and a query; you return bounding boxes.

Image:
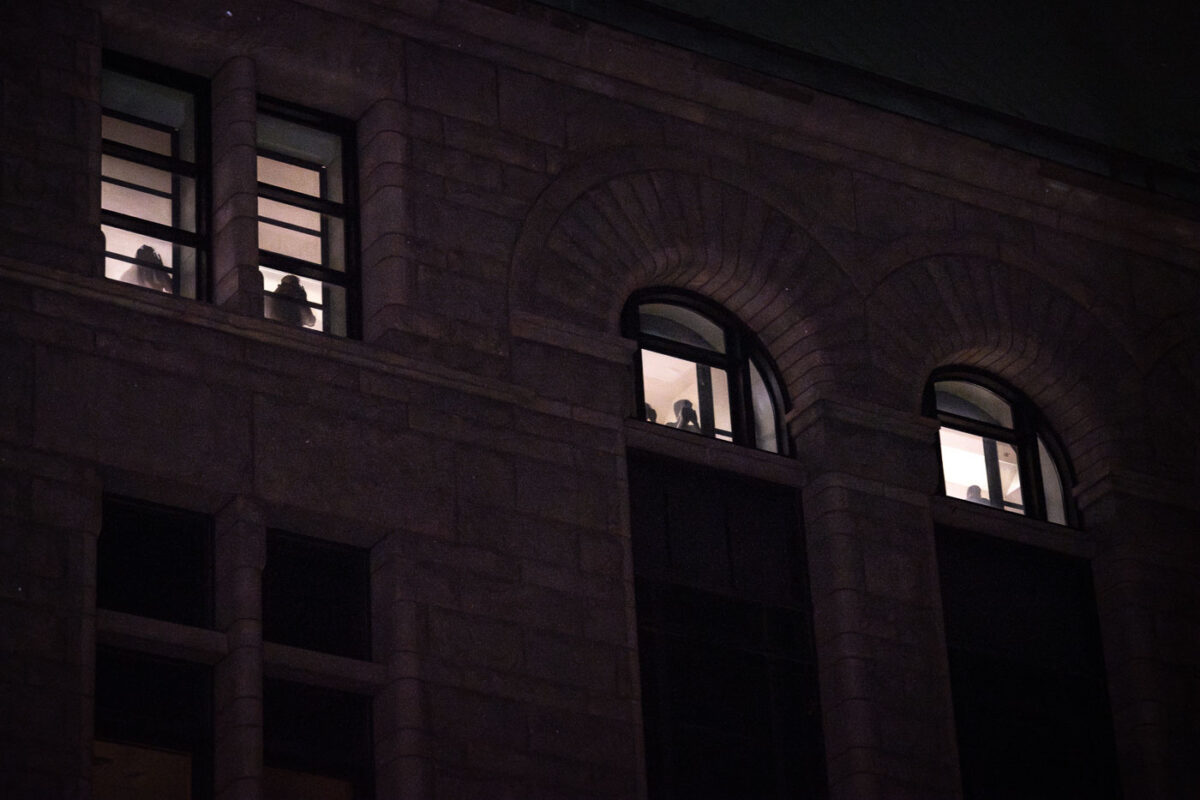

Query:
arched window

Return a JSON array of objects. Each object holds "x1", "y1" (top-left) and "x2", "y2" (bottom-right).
[
  {"x1": 623, "y1": 290, "x2": 787, "y2": 453},
  {"x1": 925, "y1": 370, "x2": 1072, "y2": 525}
]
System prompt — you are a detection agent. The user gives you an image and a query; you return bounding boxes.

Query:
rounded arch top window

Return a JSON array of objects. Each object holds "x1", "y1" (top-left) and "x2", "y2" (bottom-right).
[
  {"x1": 925, "y1": 370, "x2": 1072, "y2": 525},
  {"x1": 623, "y1": 290, "x2": 788, "y2": 454}
]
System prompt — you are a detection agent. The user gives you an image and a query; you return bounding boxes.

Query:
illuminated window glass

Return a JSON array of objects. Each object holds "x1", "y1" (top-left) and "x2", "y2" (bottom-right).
[
  {"x1": 101, "y1": 57, "x2": 207, "y2": 298},
  {"x1": 927, "y1": 372, "x2": 1073, "y2": 525},
  {"x1": 257, "y1": 105, "x2": 357, "y2": 338},
  {"x1": 624, "y1": 290, "x2": 787, "y2": 453}
]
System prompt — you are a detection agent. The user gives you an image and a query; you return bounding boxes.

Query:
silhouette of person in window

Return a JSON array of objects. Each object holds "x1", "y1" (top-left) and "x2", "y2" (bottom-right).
[
  {"x1": 120, "y1": 245, "x2": 172, "y2": 293},
  {"x1": 966, "y1": 484, "x2": 985, "y2": 504},
  {"x1": 672, "y1": 399, "x2": 701, "y2": 432},
  {"x1": 644, "y1": 403, "x2": 657, "y2": 424},
  {"x1": 265, "y1": 274, "x2": 317, "y2": 328}
]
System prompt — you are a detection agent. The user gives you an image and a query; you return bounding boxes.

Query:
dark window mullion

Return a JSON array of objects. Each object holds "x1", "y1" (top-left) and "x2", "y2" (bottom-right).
[
  {"x1": 258, "y1": 251, "x2": 347, "y2": 287},
  {"x1": 258, "y1": 214, "x2": 323, "y2": 238},
  {"x1": 982, "y1": 438, "x2": 1005, "y2": 510},
  {"x1": 101, "y1": 210, "x2": 200, "y2": 247},
  {"x1": 102, "y1": 140, "x2": 196, "y2": 177},
  {"x1": 936, "y1": 412, "x2": 1018, "y2": 443},
  {"x1": 696, "y1": 364, "x2": 715, "y2": 435},
  {"x1": 639, "y1": 336, "x2": 729, "y2": 369},
  {"x1": 257, "y1": 182, "x2": 344, "y2": 216},
  {"x1": 102, "y1": 175, "x2": 174, "y2": 200}
]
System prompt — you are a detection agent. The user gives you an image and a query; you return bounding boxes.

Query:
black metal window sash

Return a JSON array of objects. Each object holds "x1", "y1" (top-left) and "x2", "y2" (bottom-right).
[
  {"x1": 101, "y1": 110, "x2": 197, "y2": 295},
  {"x1": 256, "y1": 142, "x2": 355, "y2": 332},
  {"x1": 637, "y1": 331, "x2": 754, "y2": 444},
  {"x1": 935, "y1": 407, "x2": 1052, "y2": 520}
]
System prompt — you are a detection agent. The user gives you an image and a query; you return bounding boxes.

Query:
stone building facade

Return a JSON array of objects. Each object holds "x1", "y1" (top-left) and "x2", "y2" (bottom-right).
[{"x1": 1, "y1": 1, "x2": 1197, "y2": 798}]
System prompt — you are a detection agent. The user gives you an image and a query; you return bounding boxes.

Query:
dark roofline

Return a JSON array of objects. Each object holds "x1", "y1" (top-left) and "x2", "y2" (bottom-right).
[{"x1": 531, "y1": 0, "x2": 1200, "y2": 207}]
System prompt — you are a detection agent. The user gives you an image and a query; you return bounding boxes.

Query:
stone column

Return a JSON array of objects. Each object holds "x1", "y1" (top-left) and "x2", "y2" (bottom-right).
[
  {"x1": 371, "y1": 533, "x2": 432, "y2": 798},
  {"x1": 213, "y1": 496, "x2": 265, "y2": 800},
  {"x1": 1081, "y1": 476, "x2": 1200, "y2": 800},
  {"x1": 210, "y1": 56, "x2": 262, "y2": 317},
  {"x1": 357, "y1": 97, "x2": 414, "y2": 345},
  {"x1": 791, "y1": 399, "x2": 961, "y2": 800}
]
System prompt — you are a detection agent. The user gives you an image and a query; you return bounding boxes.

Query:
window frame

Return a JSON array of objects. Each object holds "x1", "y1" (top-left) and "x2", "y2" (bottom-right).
[
  {"x1": 100, "y1": 52, "x2": 211, "y2": 299},
  {"x1": 924, "y1": 368, "x2": 1076, "y2": 526},
  {"x1": 256, "y1": 96, "x2": 360, "y2": 339},
  {"x1": 623, "y1": 288, "x2": 790, "y2": 454}
]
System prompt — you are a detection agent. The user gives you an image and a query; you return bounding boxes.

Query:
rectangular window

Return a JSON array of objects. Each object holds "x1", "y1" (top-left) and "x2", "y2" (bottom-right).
[
  {"x1": 936, "y1": 527, "x2": 1120, "y2": 799},
  {"x1": 93, "y1": 648, "x2": 212, "y2": 800},
  {"x1": 628, "y1": 452, "x2": 826, "y2": 799},
  {"x1": 264, "y1": 679, "x2": 373, "y2": 799},
  {"x1": 937, "y1": 427, "x2": 1024, "y2": 513},
  {"x1": 262, "y1": 530, "x2": 371, "y2": 660},
  {"x1": 101, "y1": 56, "x2": 207, "y2": 298},
  {"x1": 256, "y1": 105, "x2": 357, "y2": 337},
  {"x1": 98, "y1": 495, "x2": 213, "y2": 628}
]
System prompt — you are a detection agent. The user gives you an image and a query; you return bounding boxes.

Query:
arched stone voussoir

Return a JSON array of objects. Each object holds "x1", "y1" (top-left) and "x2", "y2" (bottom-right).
[
  {"x1": 509, "y1": 149, "x2": 866, "y2": 410},
  {"x1": 866, "y1": 253, "x2": 1149, "y2": 485}
]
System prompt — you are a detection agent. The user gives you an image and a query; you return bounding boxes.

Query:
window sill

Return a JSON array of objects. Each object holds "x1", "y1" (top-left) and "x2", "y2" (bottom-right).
[
  {"x1": 930, "y1": 494, "x2": 1094, "y2": 558},
  {"x1": 624, "y1": 417, "x2": 805, "y2": 488}
]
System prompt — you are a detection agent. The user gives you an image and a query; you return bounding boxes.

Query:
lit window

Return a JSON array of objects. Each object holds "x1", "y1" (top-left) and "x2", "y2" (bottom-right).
[
  {"x1": 927, "y1": 372, "x2": 1071, "y2": 524},
  {"x1": 101, "y1": 57, "x2": 207, "y2": 297},
  {"x1": 624, "y1": 291, "x2": 787, "y2": 453},
  {"x1": 257, "y1": 105, "x2": 357, "y2": 337}
]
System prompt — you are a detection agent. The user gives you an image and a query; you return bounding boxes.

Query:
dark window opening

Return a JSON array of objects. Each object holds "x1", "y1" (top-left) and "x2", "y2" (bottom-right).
[
  {"x1": 623, "y1": 289, "x2": 788, "y2": 454},
  {"x1": 93, "y1": 648, "x2": 212, "y2": 800},
  {"x1": 262, "y1": 530, "x2": 371, "y2": 660},
  {"x1": 264, "y1": 679, "x2": 374, "y2": 800},
  {"x1": 628, "y1": 451, "x2": 825, "y2": 799},
  {"x1": 98, "y1": 495, "x2": 213, "y2": 628},
  {"x1": 937, "y1": 527, "x2": 1120, "y2": 799}
]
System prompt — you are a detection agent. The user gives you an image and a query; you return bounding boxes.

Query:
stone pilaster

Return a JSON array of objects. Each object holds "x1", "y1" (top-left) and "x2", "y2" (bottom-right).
[
  {"x1": 790, "y1": 399, "x2": 961, "y2": 800},
  {"x1": 210, "y1": 56, "x2": 262, "y2": 316},
  {"x1": 213, "y1": 496, "x2": 265, "y2": 800},
  {"x1": 357, "y1": 97, "x2": 414, "y2": 345},
  {"x1": 1079, "y1": 475, "x2": 1200, "y2": 800}
]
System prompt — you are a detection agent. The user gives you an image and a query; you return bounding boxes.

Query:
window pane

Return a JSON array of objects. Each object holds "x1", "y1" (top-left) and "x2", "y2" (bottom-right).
[
  {"x1": 98, "y1": 497, "x2": 213, "y2": 627},
  {"x1": 641, "y1": 350, "x2": 730, "y2": 438},
  {"x1": 934, "y1": 380, "x2": 1014, "y2": 428},
  {"x1": 93, "y1": 741, "x2": 192, "y2": 800},
  {"x1": 103, "y1": 226, "x2": 197, "y2": 298},
  {"x1": 259, "y1": 197, "x2": 322, "y2": 262},
  {"x1": 708, "y1": 366, "x2": 732, "y2": 440},
  {"x1": 102, "y1": 156, "x2": 195, "y2": 233},
  {"x1": 103, "y1": 180, "x2": 172, "y2": 228},
  {"x1": 260, "y1": 266, "x2": 346, "y2": 336},
  {"x1": 639, "y1": 303, "x2": 726, "y2": 352},
  {"x1": 263, "y1": 531, "x2": 370, "y2": 660},
  {"x1": 102, "y1": 72, "x2": 195, "y2": 161},
  {"x1": 939, "y1": 427, "x2": 1024, "y2": 514},
  {"x1": 749, "y1": 360, "x2": 778, "y2": 453},
  {"x1": 103, "y1": 154, "x2": 173, "y2": 194},
  {"x1": 258, "y1": 115, "x2": 343, "y2": 202},
  {"x1": 1038, "y1": 437, "x2": 1067, "y2": 525},
  {"x1": 258, "y1": 154, "x2": 321, "y2": 197}
]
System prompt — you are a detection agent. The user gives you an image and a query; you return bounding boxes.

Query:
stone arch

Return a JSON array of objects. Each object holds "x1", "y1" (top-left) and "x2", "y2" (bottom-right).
[
  {"x1": 509, "y1": 148, "x2": 864, "y2": 411},
  {"x1": 866, "y1": 252, "x2": 1150, "y2": 487}
]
